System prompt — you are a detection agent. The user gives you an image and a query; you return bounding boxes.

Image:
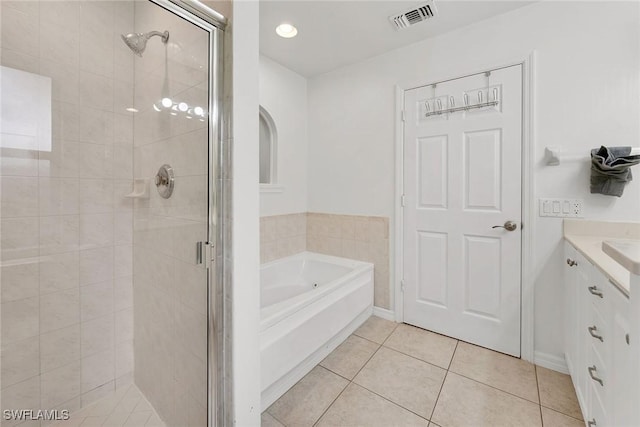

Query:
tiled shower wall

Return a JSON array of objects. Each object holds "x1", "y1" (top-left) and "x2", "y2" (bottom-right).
[
  {"x1": 260, "y1": 213, "x2": 390, "y2": 309},
  {"x1": 132, "y1": 2, "x2": 209, "y2": 425},
  {"x1": 0, "y1": 0, "x2": 135, "y2": 421}
]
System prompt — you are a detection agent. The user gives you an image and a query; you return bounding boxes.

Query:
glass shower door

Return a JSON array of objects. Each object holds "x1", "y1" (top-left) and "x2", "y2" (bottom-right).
[{"x1": 130, "y1": 1, "x2": 213, "y2": 426}]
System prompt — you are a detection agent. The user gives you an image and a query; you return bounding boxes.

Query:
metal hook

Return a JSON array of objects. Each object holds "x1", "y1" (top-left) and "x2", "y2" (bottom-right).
[
  {"x1": 463, "y1": 93, "x2": 469, "y2": 109},
  {"x1": 478, "y1": 91, "x2": 483, "y2": 104},
  {"x1": 492, "y1": 88, "x2": 498, "y2": 102},
  {"x1": 425, "y1": 101, "x2": 431, "y2": 114},
  {"x1": 436, "y1": 98, "x2": 442, "y2": 113},
  {"x1": 449, "y1": 96, "x2": 455, "y2": 109}
]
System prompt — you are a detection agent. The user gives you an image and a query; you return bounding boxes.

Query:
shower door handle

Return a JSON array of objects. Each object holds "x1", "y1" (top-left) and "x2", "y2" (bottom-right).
[{"x1": 492, "y1": 221, "x2": 517, "y2": 231}]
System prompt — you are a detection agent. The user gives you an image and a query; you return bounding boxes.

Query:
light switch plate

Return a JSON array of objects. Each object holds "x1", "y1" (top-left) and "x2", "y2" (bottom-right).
[{"x1": 539, "y1": 198, "x2": 583, "y2": 218}]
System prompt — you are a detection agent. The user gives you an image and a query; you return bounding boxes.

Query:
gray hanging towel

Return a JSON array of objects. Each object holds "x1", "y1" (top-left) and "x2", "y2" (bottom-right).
[{"x1": 590, "y1": 146, "x2": 640, "y2": 197}]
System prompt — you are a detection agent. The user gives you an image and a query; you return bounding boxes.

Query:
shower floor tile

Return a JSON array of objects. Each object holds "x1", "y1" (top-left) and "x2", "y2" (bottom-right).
[{"x1": 52, "y1": 384, "x2": 165, "y2": 427}]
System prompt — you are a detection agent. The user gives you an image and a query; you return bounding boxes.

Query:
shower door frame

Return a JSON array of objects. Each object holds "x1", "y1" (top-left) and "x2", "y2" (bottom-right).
[{"x1": 145, "y1": 1, "x2": 229, "y2": 426}]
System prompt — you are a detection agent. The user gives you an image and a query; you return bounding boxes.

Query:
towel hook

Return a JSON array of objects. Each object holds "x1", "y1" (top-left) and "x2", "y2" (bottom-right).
[
  {"x1": 449, "y1": 96, "x2": 455, "y2": 109},
  {"x1": 492, "y1": 87, "x2": 498, "y2": 103},
  {"x1": 436, "y1": 98, "x2": 443, "y2": 114},
  {"x1": 478, "y1": 90, "x2": 483, "y2": 104},
  {"x1": 425, "y1": 101, "x2": 431, "y2": 114},
  {"x1": 463, "y1": 93, "x2": 469, "y2": 110}
]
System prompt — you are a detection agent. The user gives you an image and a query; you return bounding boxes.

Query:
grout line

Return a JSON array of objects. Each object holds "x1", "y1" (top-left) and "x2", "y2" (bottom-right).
[
  {"x1": 351, "y1": 381, "x2": 431, "y2": 422},
  {"x1": 539, "y1": 404, "x2": 584, "y2": 423},
  {"x1": 535, "y1": 365, "x2": 544, "y2": 426},
  {"x1": 380, "y1": 344, "x2": 451, "y2": 372},
  {"x1": 310, "y1": 377, "x2": 351, "y2": 427},
  {"x1": 428, "y1": 340, "x2": 458, "y2": 422},
  {"x1": 265, "y1": 410, "x2": 288, "y2": 427},
  {"x1": 447, "y1": 370, "x2": 542, "y2": 406}
]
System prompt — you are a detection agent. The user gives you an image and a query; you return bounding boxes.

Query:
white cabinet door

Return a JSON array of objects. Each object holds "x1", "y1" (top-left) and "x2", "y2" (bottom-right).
[
  {"x1": 610, "y1": 286, "x2": 632, "y2": 427},
  {"x1": 564, "y1": 243, "x2": 579, "y2": 376},
  {"x1": 403, "y1": 65, "x2": 523, "y2": 356}
]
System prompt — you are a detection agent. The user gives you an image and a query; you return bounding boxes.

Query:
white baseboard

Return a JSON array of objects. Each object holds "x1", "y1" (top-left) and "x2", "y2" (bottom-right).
[
  {"x1": 373, "y1": 306, "x2": 396, "y2": 321},
  {"x1": 534, "y1": 351, "x2": 569, "y2": 374}
]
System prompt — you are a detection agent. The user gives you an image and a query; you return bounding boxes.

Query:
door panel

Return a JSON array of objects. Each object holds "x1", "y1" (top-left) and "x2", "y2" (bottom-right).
[{"x1": 403, "y1": 65, "x2": 523, "y2": 356}]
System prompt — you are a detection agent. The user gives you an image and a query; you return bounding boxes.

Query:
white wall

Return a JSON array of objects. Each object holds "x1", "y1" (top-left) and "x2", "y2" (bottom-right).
[
  {"x1": 232, "y1": 0, "x2": 261, "y2": 424},
  {"x1": 307, "y1": 1, "x2": 640, "y2": 362},
  {"x1": 259, "y1": 55, "x2": 308, "y2": 216}
]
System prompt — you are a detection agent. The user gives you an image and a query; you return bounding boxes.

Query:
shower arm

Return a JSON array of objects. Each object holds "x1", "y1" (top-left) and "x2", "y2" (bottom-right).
[{"x1": 147, "y1": 30, "x2": 170, "y2": 43}]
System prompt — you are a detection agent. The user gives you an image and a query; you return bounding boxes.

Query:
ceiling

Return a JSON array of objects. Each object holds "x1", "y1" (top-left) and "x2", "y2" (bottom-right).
[{"x1": 260, "y1": 0, "x2": 535, "y2": 77}]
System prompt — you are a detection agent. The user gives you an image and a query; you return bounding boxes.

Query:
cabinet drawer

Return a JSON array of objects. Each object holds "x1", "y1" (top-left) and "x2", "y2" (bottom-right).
[
  {"x1": 585, "y1": 304, "x2": 609, "y2": 362},
  {"x1": 587, "y1": 342, "x2": 607, "y2": 411},
  {"x1": 587, "y1": 376, "x2": 608, "y2": 427}
]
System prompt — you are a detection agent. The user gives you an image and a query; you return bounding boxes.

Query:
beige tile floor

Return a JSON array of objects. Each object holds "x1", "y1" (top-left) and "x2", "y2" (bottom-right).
[
  {"x1": 51, "y1": 384, "x2": 165, "y2": 427},
  {"x1": 263, "y1": 316, "x2": 584, "y2": 427}
]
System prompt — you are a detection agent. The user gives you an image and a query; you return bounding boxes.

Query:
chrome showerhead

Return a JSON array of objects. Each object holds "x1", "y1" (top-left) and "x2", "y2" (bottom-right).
[{"x1": 121, "y1": 30, "x2": 169, "y2": 57}]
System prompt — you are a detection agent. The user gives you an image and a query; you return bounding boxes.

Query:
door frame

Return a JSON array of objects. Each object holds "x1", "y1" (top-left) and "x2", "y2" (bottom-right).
[{"x1": 393, "y1": 52, "x2": 537, "y2": 362}]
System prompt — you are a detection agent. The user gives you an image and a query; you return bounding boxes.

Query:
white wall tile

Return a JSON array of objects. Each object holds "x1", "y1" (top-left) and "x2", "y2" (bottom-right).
[
  {"x1": 39, "y1": 215, "x2": 80, "y2": 255},
  {"x1": 1, "y1": 259, "x2": 39, "y2": 302},
  {"x1": 40, "y1": 288, "x2": 80, "y2": 334},
  {"x1": 115, "y1": 341, "x2": 134, "y2": 379},
  {"x1": 81, "y1": 314, "x2": 114, "y2": 357},
  {"x1": 79, "y1": 213, "x2": 114, "y2": 249},
  {"x1": 1, "y1": 336, "x2": 40, "y2": 387},
  {"x1": 1, "y1": 176, "x2": 39, "y2": 217},
  {"x1": 40, "y1": 361, "x2": 81, "y2": 409},
  {"x1": 1, "y1": 376, "x2": 40, "y2": 424},
  {"x1": 1, "y1": 296, "x2": 39, "y2": 344},
  {"x1": 115, "y1": 308, "x2": 133, "y2": 344},
  {"x1": 39, "y1": 177, "x2": 80, "y2": 216},
  {"x1": 39, "y1": 251, "x2": 80, "y2": 294},
  {"x1": 114, "y1": 275, "x2": 133, "y2": 311},
  {"x1": 40, "y1": 324, "x2": 81, "y2": 373},
  {"x1": 79, "y1": 247, "x2": 114, "y2": 286},
  {"x1": 114, "y1": 245, "x2": 133, "y2": 278},
  {"x1": 1, "y1": 147, "x2": 39, "y2": 177},
  {"x1": 79, "y1": 180, "x2": 114, "y2": 214},
  {"x1": 80, "y1": 281, "x2": 114, "y2": 322},
  {"x1": 1, "y1": 3, "x2": 39, "y2": 56},
  {"x1": 39, "y1": 140, "x2": 80, "y2": 178},
  {"x1": 81, "y1": 350, "x2": 115, "y2": 393},
  {"x1": 78, "y1": 108, "x2": 114, "y2": 145}
]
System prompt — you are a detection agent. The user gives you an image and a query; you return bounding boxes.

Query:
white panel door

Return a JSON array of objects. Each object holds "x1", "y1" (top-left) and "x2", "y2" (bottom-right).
[{"x1": 403, "y1": 65, "x2": 523, "y2": 356}]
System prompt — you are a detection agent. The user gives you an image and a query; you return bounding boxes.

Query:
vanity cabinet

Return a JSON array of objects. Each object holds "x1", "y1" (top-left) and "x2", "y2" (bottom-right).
[{"x1": 564, "y1": 241, "x2": 634, "y2": 427}]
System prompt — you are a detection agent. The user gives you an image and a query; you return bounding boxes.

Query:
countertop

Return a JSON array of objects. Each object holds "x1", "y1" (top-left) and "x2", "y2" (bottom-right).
[
  {"x1": 564, "y1": 219, "x2": 640, "y2": 297},
  {"x1": 602, "y1": 240, "x2": 640, "y2": 275}
]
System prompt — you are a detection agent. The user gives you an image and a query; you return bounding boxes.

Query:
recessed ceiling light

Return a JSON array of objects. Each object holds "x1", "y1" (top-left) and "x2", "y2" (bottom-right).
[{"x1": 276, "y1": 23, "x2": 298, "y2": 38}]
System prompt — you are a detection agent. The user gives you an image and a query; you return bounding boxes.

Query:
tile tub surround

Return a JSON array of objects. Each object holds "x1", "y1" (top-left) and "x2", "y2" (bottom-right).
[
  {"x1": 260, "y1": 212, "x2": 391, "y2": 309},
  {"x1": 264, "y1": 316, "x2": 584, "y2": 427},
  {"x1": 1, "y1": 0, "x2": 135, "y2": 420},
  {"x1": 260, "y1": 213, "x2": 307, "y2": 263}
]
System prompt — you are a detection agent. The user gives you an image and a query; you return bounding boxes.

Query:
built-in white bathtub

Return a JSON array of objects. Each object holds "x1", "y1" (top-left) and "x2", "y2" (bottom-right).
[{"x1": 260, "y1": 251, "x2": 374, "y2": 410}]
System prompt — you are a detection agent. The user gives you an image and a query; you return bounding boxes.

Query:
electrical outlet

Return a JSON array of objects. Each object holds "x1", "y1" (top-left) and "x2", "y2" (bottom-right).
[{"x1": 539, "y1": 198, "x2": 583, "y2": 218}]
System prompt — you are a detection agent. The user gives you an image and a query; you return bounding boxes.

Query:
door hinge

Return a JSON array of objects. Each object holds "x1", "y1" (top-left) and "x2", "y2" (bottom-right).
[
  {"x1": 400, "y1": 279, "x2": 405, "y2": 292},
  {"x1": 197, "y1": 241, "x2": 215, "y2": 265},
  {"x1": 401, "y1": 194, "x2": 406, "y2": 207},
  {"x1": 401, "y1": 110, "x2": 406, "y2": 122}
]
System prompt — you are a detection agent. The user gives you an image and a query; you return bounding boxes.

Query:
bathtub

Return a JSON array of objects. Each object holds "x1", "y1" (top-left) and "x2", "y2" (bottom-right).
[{"x1": 260, "y1": 251, "x2": 374, "y2": 409}]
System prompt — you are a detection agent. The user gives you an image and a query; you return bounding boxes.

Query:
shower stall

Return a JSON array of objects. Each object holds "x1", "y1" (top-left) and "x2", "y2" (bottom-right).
[{"x1": 0, "y1": 1, "x2": 228, "y2": 426}]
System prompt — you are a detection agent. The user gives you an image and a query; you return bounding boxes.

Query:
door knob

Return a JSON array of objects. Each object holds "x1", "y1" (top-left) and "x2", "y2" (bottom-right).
[{"x1": 492, "y1": 221, "x2": 517, "y2": 231}]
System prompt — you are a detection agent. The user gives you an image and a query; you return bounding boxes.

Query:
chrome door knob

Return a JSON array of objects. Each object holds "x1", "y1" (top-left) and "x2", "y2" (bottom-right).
[{"x1": 492, "y1": 221, "x2": 517, "y2": 231}]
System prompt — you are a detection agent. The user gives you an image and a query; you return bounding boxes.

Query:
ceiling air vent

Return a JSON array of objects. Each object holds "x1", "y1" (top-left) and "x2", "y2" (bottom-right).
[{"x1": 389, "y1": 1, "x2": 437, "y2": 30}]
